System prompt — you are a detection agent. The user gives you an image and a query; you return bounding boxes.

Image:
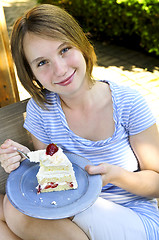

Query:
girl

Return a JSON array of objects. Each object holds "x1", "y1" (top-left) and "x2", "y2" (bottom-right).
[{"x1": 0, "y1": 4, "x2": 159, "y2": 240}]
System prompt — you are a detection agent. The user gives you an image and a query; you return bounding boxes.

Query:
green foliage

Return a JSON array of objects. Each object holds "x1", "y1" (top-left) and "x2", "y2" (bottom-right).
[{"x1": 37, "y1": 0, "x2": 159, "y2": 56}]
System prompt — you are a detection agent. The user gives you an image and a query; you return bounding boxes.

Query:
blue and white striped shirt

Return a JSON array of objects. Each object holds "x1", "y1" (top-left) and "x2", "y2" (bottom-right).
[{"x1": 24, "y1": 80, "x2": 159, "y2": 239}]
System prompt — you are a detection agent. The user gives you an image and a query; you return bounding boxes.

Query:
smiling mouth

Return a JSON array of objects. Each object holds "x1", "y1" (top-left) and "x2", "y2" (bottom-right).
[{"x1": 55, "y1": 70, "x2": 76, "y2": 86}]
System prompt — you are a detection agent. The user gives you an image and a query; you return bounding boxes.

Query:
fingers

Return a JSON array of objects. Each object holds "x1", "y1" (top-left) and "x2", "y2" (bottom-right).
[
  {"x1": 85, "y1": 165, "x2": 97, "y2": 175},
  {"x1": 0, "y1": 151, "x2": 21, "y2": 173},
  {"x1": 6, "y1": 161, "x2": 21, "y2": 173},
  {"x1": 0, "y1": 139, "x2": 12, "y2": 149},
  {"x1": 1, "y1": 139, "x2": 29, "y2": 153},
  {"x1": 0, "y1": 139, "x2": 30, "y2": 173},
  {"x1": 85, "y1": 163, "x2": 108, "y2": 175},
  {"x1": 86, "y1": 163, "x2": 123, "y2": 188},
  {"x1": 85, "y1": 163, "x2": 111, "y2": 187},
  {"x1": 0, "y1": 145, "x2": 17, "y2": 155}
]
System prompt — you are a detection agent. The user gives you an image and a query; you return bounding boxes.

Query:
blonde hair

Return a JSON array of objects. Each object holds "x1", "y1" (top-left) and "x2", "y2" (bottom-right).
[{"x1": 11, "y1": 4, "x2": 97, "y2": 107}]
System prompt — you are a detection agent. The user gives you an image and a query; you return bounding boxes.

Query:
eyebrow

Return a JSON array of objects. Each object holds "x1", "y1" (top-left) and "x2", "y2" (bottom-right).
[
  {"x1": 30, "y1": 42, "x2": 69, "y2": 65},
  {"x1": 31, "y1": 57, "x2": 44, "y2": 65}
]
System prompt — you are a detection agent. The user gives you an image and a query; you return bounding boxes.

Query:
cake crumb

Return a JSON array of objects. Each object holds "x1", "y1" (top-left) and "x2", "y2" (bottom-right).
[{"x1": 51, "y1": 201, "x2": 57, "y2": 205}]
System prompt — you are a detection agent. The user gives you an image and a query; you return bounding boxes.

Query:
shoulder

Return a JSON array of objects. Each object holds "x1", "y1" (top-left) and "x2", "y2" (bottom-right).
[
  {"x1": 108, "y1": 80, "x2": 139, "y2": 98},
  {"x1": 103, "y1": 80, "x2": 142, "y2": 107},
  {"x1": 26, "y1": 92, "x2": 58, "y2": 112},
  {"x1": 104, "y1": 80, "x2": 156, "y2": 133}
]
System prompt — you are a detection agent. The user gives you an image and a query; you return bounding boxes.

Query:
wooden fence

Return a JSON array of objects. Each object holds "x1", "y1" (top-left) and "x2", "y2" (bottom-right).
[{"x1": 0, "y1": 5, "x2": 19, "y2": 107}]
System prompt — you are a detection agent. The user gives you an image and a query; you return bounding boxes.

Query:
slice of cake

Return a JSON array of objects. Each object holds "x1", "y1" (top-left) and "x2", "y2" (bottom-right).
[{"x1": 28, "y1": 143, "x2": 78, "y2": 193}]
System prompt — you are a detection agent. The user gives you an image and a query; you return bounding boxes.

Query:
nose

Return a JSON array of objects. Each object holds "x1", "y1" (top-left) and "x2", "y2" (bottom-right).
[{"x1": 53, "y1": 57, "x2": 68, "y2": 77}]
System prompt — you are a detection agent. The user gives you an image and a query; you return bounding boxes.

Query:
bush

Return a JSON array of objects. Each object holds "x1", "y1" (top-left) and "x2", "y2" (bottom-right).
[{"x1": 37, "y1": 0, "x2": 159, "y2": 56}]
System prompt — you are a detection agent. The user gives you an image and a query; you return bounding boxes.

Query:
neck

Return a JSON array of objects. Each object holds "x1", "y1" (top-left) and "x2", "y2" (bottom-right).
[
  {"x1": 60, "y1": 80, "x2": 95, "y2": 111},
  {"x1": 60, "y1": 80, "x2": 109, "y2": 113}
]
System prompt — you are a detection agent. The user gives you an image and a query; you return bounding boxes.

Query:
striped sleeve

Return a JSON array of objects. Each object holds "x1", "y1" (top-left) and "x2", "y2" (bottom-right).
[
  {"x1": 23, "y1": 98, "x2": 51, "y2": 144},
  {"x1": 126, "y1": 92, "x2": 156, "y2": 135}
]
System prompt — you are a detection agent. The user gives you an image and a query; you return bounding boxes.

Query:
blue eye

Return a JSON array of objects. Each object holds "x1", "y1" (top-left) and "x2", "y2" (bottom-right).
[
  {"x1": 38, "y1": 60, "x2": 48, "y2": 67},
  {"x1": 61, "y1": 47, "x2": 70, "y2": 54}
]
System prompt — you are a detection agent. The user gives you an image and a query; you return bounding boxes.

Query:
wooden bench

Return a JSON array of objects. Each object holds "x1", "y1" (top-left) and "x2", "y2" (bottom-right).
[{"x1": 0, "y1": 99, "x2": 34, "y2": 194}]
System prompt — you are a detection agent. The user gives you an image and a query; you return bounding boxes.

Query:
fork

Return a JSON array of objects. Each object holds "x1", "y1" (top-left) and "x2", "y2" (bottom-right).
[{"x1": 17, "y1": 149, "x2": 29, "y2": 159}]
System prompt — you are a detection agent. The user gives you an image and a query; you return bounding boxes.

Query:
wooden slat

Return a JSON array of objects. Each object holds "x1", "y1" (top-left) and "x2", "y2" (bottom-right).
[
  {"x1": 0, "y1": 99, "x2": 34, "y2": 194},
  {"x1": 0, "y1": 5, "x2": 19, "y2": 107},
  {"x1": 0, "y1": 99, "x2": 33, "y2": 149}
]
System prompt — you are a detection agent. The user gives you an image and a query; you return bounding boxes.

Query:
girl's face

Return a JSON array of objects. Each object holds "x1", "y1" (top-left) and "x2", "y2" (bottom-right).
[{"x1": 23, "y1": 32, "x2": 88, "y2": 98}]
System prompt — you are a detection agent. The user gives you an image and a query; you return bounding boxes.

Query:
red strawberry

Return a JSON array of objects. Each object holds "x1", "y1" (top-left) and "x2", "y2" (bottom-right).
[
  {"x1": 37, "y1": 185, "x2": 41, "y2": 194},
  {"x1": 44, "y1": 184, "x2": 52, "y2": 189},
  {"x1": 46, "y1": 143, "x2": 58, "y2": 156},
  {"x1": 69, "y1": 182, "x2": 74, "y2": 188},
  {"x1": 50, "y1": 182, "x2": 58, "y2": 188},
  {"x1": 44, "y1": 182, "x2": 58, "y2": 189}
]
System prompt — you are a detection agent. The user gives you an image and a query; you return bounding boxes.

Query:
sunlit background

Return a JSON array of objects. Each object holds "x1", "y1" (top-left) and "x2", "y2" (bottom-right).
[{"x1": 1, "y1": 0, "x2": 159, "y2": 126}]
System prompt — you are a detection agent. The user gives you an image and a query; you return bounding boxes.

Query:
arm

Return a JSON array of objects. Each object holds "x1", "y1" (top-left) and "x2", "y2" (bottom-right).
[
  {"x1": 31, "y1": 134, "x2": 47, "y2": 150},
  {"x1": 86, "y1": 123, "x2": 159, "y2": 198},
  {"x1": 128, "y1": 123, "x2": 159, "y2": 197}
]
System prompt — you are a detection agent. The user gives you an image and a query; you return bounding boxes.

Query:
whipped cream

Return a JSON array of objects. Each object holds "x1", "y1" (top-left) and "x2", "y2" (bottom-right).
[
  {"x1": 40, "y1": 147, "x2": 71, "y2": 166},
  {"x1": 28, "y1": 147, "x2": 70, "y2": 166}
]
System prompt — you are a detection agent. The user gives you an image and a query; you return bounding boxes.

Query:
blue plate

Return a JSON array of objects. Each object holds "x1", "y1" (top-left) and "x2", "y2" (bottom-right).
[{"x1": 6, "y1": 152, "x2": 102, "y2": 219}]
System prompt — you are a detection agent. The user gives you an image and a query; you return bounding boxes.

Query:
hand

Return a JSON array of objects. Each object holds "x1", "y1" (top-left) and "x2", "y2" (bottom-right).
[
  {"x1": 86, "y1": 162, "x2": 159, "y2": 198},
  {"x1": 85, "y1": 163, "x2": 122, "y2": 187},
  {"x1": 0, "y1": 139, "x2": 30, "y2": 173}
]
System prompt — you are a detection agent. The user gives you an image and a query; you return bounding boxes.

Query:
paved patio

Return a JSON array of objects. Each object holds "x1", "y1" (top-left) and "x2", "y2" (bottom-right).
[
  {"x1": 2, "y1": 0, "x2": 159, "y2": 125},
  {"x1": 93, "y1": 42, "x2": 159, "y2": 126}
]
